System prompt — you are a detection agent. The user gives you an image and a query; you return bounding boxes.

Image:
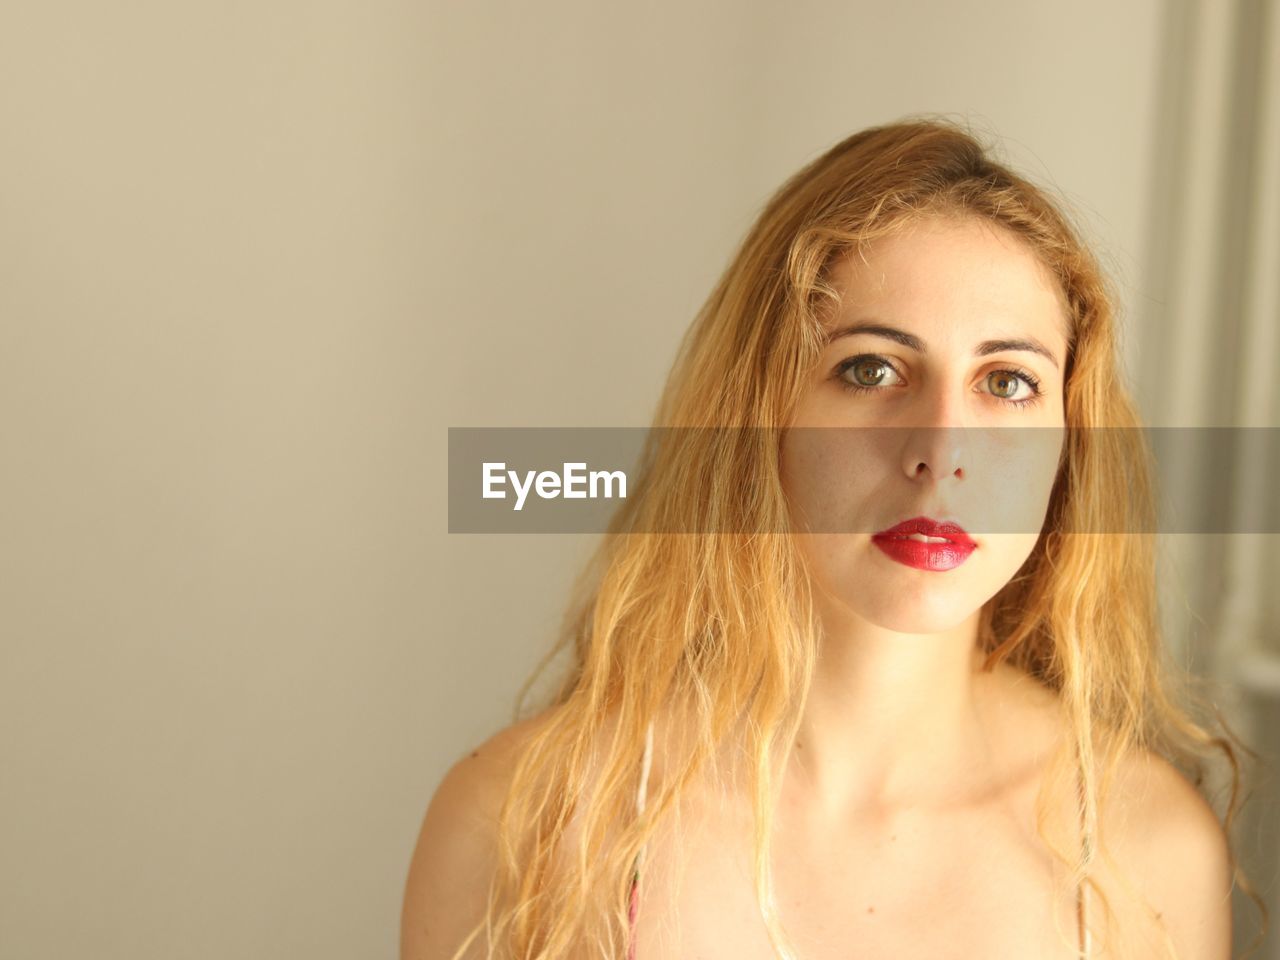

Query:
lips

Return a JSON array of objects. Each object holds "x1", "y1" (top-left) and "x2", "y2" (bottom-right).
[{"x1": 871, "y1": 516, "x2": 976, "y2": 571}]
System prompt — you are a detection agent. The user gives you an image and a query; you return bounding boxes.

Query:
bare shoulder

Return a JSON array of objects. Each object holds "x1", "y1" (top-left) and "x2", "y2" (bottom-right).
[
  {"x1": 399, "y1": 708, "x2": 559, "y2": 960},
  {"x1": 979, "y1": 663, "x2": 1233, "y2": 957},
  {"x1": 1094, "y1": 747, "x2": 1233, "y2": 960}
]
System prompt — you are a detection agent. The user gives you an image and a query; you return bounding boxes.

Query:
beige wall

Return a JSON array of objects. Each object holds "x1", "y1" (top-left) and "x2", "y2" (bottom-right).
[{"x1": 1, "y1": 2, "x2": 1164, "y2": 957}]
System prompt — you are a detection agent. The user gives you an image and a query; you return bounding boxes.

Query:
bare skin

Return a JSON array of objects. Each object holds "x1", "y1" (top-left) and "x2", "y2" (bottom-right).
[
  {"x1": 615, "y1": 674, "x2": 1229, "y2": 960},
  {"x1": 619, "y1": 217, "x2": 1228, "y2": 958},
  {"x1": 402, "y1": 674, "x2": 1230, "y2": 960},
  {"x1": 612, "y1": 215, "x2": 1091, "y2": 956},
  {"x1": 401, "y1": 217, "x2": 1233, "y2": 959},
  {"x1": 623, "y1": 663, "x2": 1084, "y2": 959},
  {"x1": 777, "y1": 215, "x2": 1071, "y2": 817}
]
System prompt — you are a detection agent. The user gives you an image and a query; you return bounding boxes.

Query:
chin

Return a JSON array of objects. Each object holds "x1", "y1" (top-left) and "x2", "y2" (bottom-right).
[
  {"x1": 825, "y1": 562, "x2": 1011, "y2": 636},
  {"x1": 849, "y1": 598, "x2": 982, "y2": 636}
]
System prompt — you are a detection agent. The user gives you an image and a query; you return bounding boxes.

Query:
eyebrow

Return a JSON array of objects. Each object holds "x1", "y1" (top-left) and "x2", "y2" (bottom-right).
[{"x1": 824, "y1": 320, "x2": 1060, "y2": 371}]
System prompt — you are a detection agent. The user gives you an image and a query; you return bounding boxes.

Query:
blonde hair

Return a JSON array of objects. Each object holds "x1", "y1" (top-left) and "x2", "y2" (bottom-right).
[{"x1": 452, "y1": 116, "x2": 1267, "y2": 959}]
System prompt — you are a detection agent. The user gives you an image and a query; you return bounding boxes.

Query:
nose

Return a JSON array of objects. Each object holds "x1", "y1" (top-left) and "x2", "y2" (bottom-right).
[
  {"x1": 902, "y1": 427, "x2": 967, "y2": 481},
  {"x1": 899, "y1": 383, "x2": 969, "y2": 482}
]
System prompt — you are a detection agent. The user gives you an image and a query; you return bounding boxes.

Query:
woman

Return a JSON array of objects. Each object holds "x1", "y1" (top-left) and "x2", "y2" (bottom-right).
[{"x1": 403, "y1": 118, "x2": 1264, "y2": 959}]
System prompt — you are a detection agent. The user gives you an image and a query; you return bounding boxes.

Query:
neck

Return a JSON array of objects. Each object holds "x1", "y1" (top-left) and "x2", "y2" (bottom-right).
[{"x1": 784, "y1": 600, "x2": 996, "y2": 819}]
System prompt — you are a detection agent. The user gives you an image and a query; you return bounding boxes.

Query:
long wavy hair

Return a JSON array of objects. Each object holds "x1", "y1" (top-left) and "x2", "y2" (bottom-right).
[{"x1": 452, "y1": 116, "x2": 1267, "y2": 959}]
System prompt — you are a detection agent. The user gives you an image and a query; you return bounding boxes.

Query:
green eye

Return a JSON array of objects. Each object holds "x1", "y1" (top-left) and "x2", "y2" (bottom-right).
[
  {"x1": 988, "y1": 371, "x2": 1020, "y2": 399},
  {"x1": 839, "y1": 358, "x2": 1039, "y2": 409},
  {"x1": 848, "y1": 359, "x2": 891, "y2": 387},
  {"x1": 834, "y1": 355, "x2": 904, "y2": 392}
]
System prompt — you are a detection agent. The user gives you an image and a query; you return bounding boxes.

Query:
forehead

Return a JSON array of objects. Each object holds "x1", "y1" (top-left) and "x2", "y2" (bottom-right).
[{"x1": 821, "y1": 216, "x2": 1072, "y2": 349}]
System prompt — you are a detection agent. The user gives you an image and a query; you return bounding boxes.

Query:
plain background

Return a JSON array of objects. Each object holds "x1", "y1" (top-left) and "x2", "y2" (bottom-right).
[{"x1": 3, "y1": 2, "x2": 1276, "y2": 958}]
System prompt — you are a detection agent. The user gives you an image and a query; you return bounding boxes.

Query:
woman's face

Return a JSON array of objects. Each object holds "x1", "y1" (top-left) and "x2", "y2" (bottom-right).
[{"x1": 779, "y1": 215, "x2": 1071, "y2": 635}]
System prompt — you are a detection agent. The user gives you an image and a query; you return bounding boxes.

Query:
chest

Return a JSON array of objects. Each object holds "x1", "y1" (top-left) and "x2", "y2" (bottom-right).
[{"x1": 628, "y1": 796, "x2": 1086, "y2": 960}]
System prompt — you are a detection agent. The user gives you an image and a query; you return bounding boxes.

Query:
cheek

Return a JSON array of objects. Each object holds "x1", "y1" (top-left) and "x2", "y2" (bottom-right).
[
  {"x1": 780, "y1": 428, "x2": 888, "y2": 533},
  {"x1": 968, "y1": 428, "x2": 1064, "y2": 535}
]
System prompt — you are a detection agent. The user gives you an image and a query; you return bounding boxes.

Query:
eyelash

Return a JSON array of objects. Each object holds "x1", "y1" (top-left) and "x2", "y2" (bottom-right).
[{"x1": 833, "y1": 354, "x2": 1044, "y2": 409}]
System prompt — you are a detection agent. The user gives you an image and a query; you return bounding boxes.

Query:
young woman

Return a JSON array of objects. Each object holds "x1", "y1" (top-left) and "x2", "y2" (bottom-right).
[{"x1": 403, "y1": 118, "x2": 1264, "y2": 959}]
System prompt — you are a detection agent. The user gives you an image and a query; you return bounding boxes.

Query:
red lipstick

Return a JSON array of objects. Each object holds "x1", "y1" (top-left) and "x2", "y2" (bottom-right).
[{"x1": 871, "y1": 516, "x2": 976, "y2": 571}]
